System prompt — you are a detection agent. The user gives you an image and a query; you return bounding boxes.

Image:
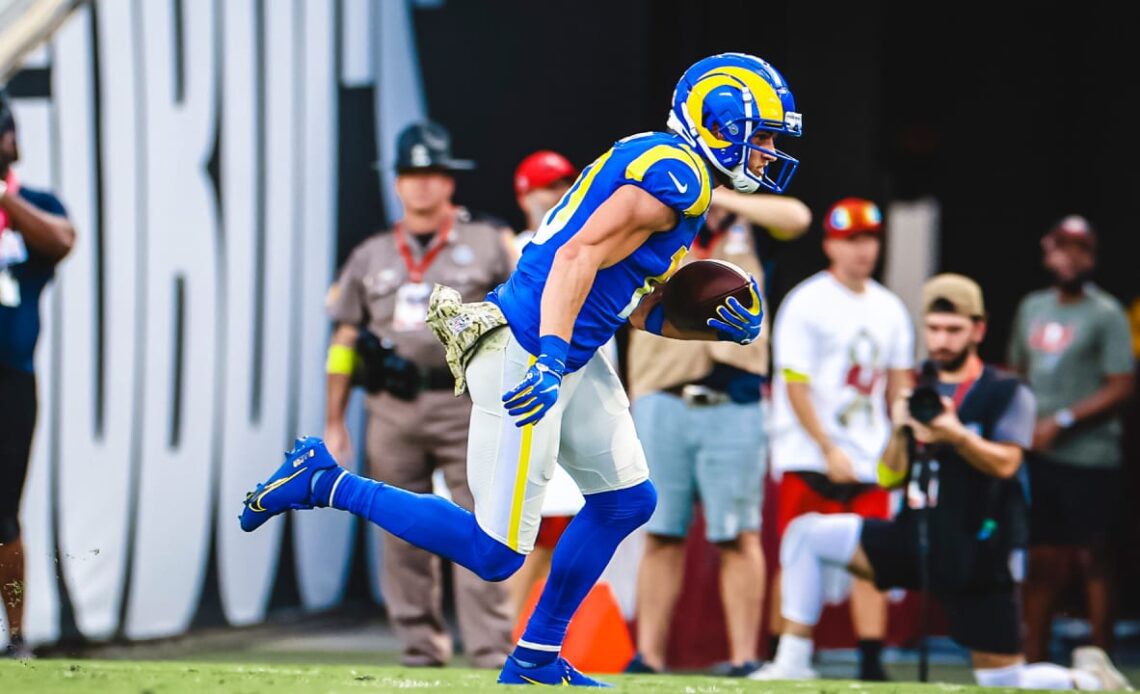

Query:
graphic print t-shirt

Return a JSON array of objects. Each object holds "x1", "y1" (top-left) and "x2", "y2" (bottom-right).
[{"x1": 771, "y1": 271, "x2": 915, "y2": 481}]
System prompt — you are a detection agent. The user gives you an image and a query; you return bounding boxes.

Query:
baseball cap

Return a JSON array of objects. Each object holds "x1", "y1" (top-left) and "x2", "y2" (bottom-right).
[
  {"x1": 823, "y1": 197, "x2": 882, "y2": 239},
  {"x1": 392, "y1": 120, "x2": 475, "y2": 173},
  {"x1": 514, "y1": 150, "x2": 576, "y2": 197},
  {"x1": 1044, "y1": 214, "x2": 1097, "y2": 250},
  {"x1": 922, "y1": 273, "x2": 986, "y2": 319}
]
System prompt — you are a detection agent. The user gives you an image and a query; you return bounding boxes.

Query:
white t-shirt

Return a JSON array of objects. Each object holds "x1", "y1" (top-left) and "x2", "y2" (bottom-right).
[{"x1": 770, "y1": 271, "x2": 915, "y2": 482}]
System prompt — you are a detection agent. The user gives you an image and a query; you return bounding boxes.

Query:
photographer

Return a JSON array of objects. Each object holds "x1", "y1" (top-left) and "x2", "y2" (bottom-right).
[
  {"x1": 323, "y1": 121, "x2": 515, "y2": 668},
  {"x1": 752, "y1": 274, "x2": 1131, "y2": 690}
]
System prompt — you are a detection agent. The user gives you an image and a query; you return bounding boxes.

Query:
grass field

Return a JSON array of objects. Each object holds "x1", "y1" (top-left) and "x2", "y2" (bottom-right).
[{"x1": 0, "y1": 659, "x2": 1054, "y2": 694}]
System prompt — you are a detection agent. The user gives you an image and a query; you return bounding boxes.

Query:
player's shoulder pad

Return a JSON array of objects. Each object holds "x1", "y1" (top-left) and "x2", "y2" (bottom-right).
[{"x1": 618, "y1": 134, "x2": 711, "y2": 218}]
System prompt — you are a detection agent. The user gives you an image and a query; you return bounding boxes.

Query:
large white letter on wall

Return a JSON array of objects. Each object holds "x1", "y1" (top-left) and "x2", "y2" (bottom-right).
[
  {"x1": 290, "y1": 0, "x2": 354, "y2": 613},
  {"x1": 126, "y1": 0, "x2": 220, "y2": 640}
]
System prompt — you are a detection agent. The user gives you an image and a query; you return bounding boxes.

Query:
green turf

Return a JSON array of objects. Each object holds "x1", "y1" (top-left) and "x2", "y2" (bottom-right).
[{"x1": 0, "y1": 659, "x2": 1036, "y2": 693}]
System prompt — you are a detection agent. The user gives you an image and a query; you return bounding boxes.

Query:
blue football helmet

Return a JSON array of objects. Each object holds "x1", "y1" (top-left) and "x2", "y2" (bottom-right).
[{"x1": 667, "y1": 53, "x2": 802, "y2": 194}]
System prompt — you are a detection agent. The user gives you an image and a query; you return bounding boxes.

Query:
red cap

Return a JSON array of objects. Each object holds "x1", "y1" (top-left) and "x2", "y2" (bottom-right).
[
  {"x1": 823, "y1": 197, "x2": 883, "y2": 239},
  {"x1": 514, "y1": 150, "x2": 576, "y2": 197},
  {"x1": 1044, "y1": 214, "x2": 1097, "y2": 250}
]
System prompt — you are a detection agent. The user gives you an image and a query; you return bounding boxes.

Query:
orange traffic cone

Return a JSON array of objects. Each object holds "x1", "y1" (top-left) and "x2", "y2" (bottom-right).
[{"x1": 512, "y1": 579, "x2": 635, "y2": 673}]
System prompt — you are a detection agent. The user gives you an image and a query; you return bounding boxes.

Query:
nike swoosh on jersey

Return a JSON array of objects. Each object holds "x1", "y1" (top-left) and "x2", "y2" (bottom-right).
[{"x1": 666, "y1": 170, "x2": 689, "y2": 194}]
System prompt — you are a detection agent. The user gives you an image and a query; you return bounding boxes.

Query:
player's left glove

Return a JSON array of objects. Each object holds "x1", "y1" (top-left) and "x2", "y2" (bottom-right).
[
  {"x1": 707, "y1": 276, "x2": 764, "y2": 345},
  {"x1": 502, "y1": 335, "x2": 569, "y2": 427}
]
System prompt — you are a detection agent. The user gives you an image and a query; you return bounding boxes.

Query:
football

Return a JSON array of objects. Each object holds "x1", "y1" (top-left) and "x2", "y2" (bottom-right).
[{"x1": 661, "y1": 259, "x2": 756, "y2": 332}]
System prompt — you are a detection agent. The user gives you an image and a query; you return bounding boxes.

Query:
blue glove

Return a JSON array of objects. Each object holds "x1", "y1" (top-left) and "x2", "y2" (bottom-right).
[
  {"x1": 707, "y1": 276, "x2": 764, "y2": 345},
  {"x1": 502, "y1": 335, "x2": 569, "y2": 427}
]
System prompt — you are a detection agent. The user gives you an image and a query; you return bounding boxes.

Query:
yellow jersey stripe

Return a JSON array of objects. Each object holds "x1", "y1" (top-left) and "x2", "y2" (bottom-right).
[
  {"x1": 507, "y1": 355, "x2": 539, "y2": 551},
  {"x1": 545, "y1": 149, "x2": 614, "y2": 234},
  {"x1": 624, "y1": 144, "x2": 711, "y2": 217}
]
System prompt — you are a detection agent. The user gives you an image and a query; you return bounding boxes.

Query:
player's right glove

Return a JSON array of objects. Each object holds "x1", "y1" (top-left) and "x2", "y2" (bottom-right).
[
  {"x1": 502, "y1": 335, "x2": 569, "y2": 427},
  {"x1": 707, "y1": 276, "x2": 764, "y2": 344}
]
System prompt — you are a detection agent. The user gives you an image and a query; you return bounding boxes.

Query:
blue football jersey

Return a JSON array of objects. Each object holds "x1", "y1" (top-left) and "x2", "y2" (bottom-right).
[{"x1": 489, "y1": 131, "x2": 713, "y2": 371}]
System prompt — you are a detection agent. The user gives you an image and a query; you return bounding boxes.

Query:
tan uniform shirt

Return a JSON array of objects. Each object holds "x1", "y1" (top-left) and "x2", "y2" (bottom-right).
[
  {"x1": 327, "y1": 207, "x2": 513, "y2": 370},
  {"x1": 627, "y1": 220, "x2": 769, "y2": 402}
]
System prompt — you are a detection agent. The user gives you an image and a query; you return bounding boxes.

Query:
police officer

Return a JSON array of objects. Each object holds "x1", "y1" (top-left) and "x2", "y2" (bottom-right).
[
  {"x1": 323, "y1": 121, "x2": 515, "y2": 668},
  {"x1": 0, "y1": 87, "x2": 76, "y2": 659}
]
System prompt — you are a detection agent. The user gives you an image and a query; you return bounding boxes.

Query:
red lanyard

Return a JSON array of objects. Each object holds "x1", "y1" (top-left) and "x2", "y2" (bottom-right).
[
  {"x1": 0, "y1": 170, "x2": 19, "y2": 234},
  {"x1": 394, "y1": 209, "x2": 455, "y2": 283},
  {"x1": 949, "y1": 355, "x2": 984, "y2": 409}
]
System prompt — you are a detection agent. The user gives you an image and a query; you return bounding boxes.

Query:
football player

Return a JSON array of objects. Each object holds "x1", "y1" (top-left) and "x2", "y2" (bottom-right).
[{"x1": 240, "y1": 52, "x2": 802, "y2": 686}]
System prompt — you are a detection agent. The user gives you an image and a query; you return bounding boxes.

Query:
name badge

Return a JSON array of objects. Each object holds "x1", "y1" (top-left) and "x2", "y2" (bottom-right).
[
  {"x1": 392, "y1": 282, "x2": 431, "y2": 332},
  {"x1": 0, "y1": 229, "x2": 29, "y2": 268},
  {"x1": 0, "y1": 267, "x2": 20, "y2": 308}
]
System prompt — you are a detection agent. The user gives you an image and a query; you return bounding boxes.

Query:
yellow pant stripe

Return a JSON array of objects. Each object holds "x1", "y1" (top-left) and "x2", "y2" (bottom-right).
[{"x1": 507, "y1": 355, "x2": 538, "y2": 551}]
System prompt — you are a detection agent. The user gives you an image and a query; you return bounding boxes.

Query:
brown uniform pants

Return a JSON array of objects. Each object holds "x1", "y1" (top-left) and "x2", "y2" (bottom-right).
[{"x1": 367, "y1": 389, "x2": 514, "y2": 668}]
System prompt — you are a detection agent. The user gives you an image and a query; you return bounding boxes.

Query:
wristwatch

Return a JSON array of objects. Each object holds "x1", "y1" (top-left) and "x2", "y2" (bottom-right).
[{"x1": 1053, "y1": 407, "x2": 1076, "y2": 429}]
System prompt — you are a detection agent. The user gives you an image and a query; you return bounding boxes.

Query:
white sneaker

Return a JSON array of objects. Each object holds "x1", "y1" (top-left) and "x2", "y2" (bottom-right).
[
  {"x1": 1072, "y1": 646, "x2": 1134, "y2": 691},
  {"x1": 747, "y1": 660, "x2": 819, "y2": 681}
]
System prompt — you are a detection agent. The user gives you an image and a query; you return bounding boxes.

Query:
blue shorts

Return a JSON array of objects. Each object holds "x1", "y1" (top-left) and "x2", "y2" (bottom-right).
[{"x1": 632, "y1": 391, "x2": 766, "y2": 542}]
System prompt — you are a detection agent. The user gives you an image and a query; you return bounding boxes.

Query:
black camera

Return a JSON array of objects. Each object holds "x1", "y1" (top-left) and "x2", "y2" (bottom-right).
[{"x1": 908, "y1": 359, "x2": 944, "y2": 424}]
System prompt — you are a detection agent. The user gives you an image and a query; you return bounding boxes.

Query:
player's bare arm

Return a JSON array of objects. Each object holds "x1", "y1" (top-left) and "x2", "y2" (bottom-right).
[
  {"x1": 628, "y1": 285, "x2": 727, "y2": 340},
  {"x1": 537, "y1": 184, "x2": 677, "y2": 342}
]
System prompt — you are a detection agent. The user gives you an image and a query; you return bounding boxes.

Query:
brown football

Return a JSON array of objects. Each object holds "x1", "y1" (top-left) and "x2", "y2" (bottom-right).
[{"x1": 661, "y1": 259, "x2": 755, "y2": 332}]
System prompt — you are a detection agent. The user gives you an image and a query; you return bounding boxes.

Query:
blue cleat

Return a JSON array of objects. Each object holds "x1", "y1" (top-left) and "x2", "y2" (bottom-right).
[
  {"x1": 498, "y1": 655, "x2": 613, "y2": 687},
  {"x1": 239, "y1": 436, "x2": 341, "y2": 532}
]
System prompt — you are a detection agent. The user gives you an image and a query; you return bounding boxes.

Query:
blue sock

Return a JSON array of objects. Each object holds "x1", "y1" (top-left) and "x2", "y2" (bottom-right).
[
  {"x1": 310, "y1": 468, "x2": 334, "y2": 503},
  {"x1": 328, "y1": 470, "x2": 524, "y2": 582},
  {"x1": 513, "y1": 480, "x2": 657, "y2": 666}
]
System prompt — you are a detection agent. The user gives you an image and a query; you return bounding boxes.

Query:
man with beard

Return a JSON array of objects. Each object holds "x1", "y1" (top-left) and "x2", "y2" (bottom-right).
[
  {"x1": 1007, "y1": 216, "x2": 1135, "y2": 667},
  {"x1": 753, "y1": 274, "x2": 1131, "y2": 690}
]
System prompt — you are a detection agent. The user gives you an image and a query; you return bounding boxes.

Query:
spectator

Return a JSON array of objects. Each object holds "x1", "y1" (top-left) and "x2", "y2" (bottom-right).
[
  {"x1": 0, "y1": 86, "x2": 76, "y2": 660},
  {"x1": 624, "y1": 189, "x2": 810, "y2": 676},
  {"x1": 502, "y1": 150, "x2": 586, "y2": 617},
  {"x1": 752, "y1": 273, "x2": 1132, "y2": 691},
  {"x1": 323, "y1": 121, "x2": 516, "y2": 668},
  {"x1": 1007, "y1": 215, "x2": 1135, "y2": 665},
  {"x1": 766, "y1": 197, "x2": 914, "y2": 681}
]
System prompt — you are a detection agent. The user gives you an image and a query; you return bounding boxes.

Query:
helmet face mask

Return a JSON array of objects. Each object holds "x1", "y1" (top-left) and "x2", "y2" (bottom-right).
[{"x1": 667, "y1": 53, "x2": 802, "y2": 194}]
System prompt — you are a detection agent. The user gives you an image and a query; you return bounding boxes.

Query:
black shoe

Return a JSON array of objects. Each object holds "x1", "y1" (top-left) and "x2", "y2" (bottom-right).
[
  {"x1": 623, "y1": 653, "x2": 660, "y2": 674},
  {"x1": 4, "y1": 641, "x2": 35, "y2": 660},
  {"x1": 724, "y1": 660, "x2": 762, "y2": 677},
  {"x1": 859, "y1": 665, "x2": 890, "y2": 682}
]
